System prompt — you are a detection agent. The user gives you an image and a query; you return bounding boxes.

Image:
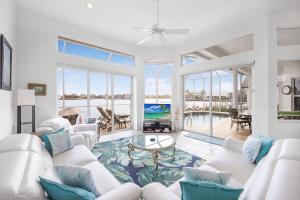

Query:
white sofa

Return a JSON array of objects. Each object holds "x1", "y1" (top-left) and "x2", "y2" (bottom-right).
[
  {"x1": 38, "y1": 117, "x2": 98, "y2": 150},
  {"x1": 143, "y1": 137, "x2": 300, "y2": 200},
  {"x1": 0, "y1": 134, "x2": 142, "y2": 200}
]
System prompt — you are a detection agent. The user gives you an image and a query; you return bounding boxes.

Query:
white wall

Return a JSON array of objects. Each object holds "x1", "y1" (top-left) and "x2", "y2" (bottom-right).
[
  {"x1": 15, "y1": 6, "x2": 300, "y2": 139},
  {"x1": 16, "y1": 8, "x2": 139, "y2": 129},
  {"x1": 177, "y1": 9, "x2": 300, "y2": 139},
  {"x1": 0, "y1": 0, "x2": 16, "y2": 139},
  {"x1": 268, "y1": 9, "x2": 300, "y2": 139}
]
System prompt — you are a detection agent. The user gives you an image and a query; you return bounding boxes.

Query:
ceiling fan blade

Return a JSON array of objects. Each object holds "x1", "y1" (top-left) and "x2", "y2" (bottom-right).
[
  {"x1": 137, "y1": 35, "x2": 153, "y2": 45},
  {"x1": 164, "y1": 29, "x2": 189, "y2": 35},
  {"x1": 159, "y1": 34, "x2": 167, "y2": 43},
  {"x1": 130, "y1": 27, "x2": 152, "y2": 32}
]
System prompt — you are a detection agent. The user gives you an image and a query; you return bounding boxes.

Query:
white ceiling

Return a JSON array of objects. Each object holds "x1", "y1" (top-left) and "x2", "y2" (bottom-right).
[{"x1": 15, "y1": 0, "x2": 300, "y2": 47}]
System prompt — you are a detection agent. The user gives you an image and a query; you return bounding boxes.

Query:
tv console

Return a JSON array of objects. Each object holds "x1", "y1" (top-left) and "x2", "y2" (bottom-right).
[{"x1": 143, "y1": 120, "x2": 172, "y2": 133}]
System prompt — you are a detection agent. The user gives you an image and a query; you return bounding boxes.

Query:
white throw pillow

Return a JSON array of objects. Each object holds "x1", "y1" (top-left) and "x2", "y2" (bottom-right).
[
  {"x1": 40, "y1": 118, "x2": 72, "y2": 131},
  {"x1": 183, "y1": 167, "x2": 232, "y2": 185},
  {"x1": 242, "y1": 136, "x2": 262, "y2": 163},
  {"x1": 47, "y1": 130, "x2": 74, "y2": 156}
]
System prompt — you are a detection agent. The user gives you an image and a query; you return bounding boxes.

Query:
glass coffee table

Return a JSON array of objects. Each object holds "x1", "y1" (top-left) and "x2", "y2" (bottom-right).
[{"x1": 128, "y1": 134, "x2": 176, "y2": 171}]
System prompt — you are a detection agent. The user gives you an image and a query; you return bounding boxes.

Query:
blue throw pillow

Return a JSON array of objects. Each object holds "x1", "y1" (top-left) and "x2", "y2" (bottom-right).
[
  {"x1": 39, "y1": 177, "x2": 96, "y2": 200},
  {"x1": 41, "y1": 128, "x2": 73, "y2": 157},
  {"x1": 180, "y1": 180, "x2": 243, "y2": 200},
  {"x1": 183, "y1": 167, "x2": 232, "y2": 185},
  {"x1": 41, "y1": 128, "x2": 65, "y2": 155},
  {"x1": 55, "y1": 165, "x2": 101, "y2": 197},
  {"x1": 242, "y1": 136, "x2": 262, "y2": 163},
  {"x1": 255, "y1": 136, "x2": 273, "y2": 164}
]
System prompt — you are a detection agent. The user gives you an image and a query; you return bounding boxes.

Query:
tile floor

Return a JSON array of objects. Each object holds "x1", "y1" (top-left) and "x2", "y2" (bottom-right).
[{"x1": 98, "y1": 130, "x2": 222, "y2": 161}]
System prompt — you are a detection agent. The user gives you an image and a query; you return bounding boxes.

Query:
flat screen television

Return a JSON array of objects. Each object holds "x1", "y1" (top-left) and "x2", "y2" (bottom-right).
[{"x1": 144, "y1": 104, "x2": 171, "y2": 120}]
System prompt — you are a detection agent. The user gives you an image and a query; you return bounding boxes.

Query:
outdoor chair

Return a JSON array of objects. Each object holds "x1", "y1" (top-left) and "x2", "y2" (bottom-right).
[
  {"x1": 106, "y1": 109, "x2": 131, "y2": 128},
  {"x1": 228, "y1": 108, "x2": 251, "y2": 131},
  {"x1": 97, "y1": 107, "x2": 112, "y2": 132}
]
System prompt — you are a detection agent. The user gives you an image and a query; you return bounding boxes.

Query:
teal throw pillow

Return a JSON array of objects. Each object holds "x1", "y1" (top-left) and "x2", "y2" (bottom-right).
[
  {"x1": 55, "y1": 165, "x2": 101, "y2": 197},
  {"x1": 255, "y1": 136, "x2": 273, "y2": 164},
  {"x1": 183, "y1": 167, "x2": 231, "y2": 185},
  {"x1": 40, "y1": 128, "x2": 65, "y2": 155},
  {"x1": 41, "y1": 128, "x2": 73, "y2": 157},
  {"x1": 180, "y1": 180, "x2": 243, "y2": 200},
  {"x1": 39, "y1": 177, "x2": 96, "y2": 200}
]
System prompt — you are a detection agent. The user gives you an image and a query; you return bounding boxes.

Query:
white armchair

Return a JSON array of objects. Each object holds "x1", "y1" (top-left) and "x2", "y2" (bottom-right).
[{"x1": 38, "y1": 117, "x2": 98, "y2": 150}]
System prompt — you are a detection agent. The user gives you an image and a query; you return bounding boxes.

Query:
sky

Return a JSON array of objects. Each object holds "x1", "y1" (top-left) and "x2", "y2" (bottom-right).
[{"x1": 57, "y1": 39, "x2": 132, "y2": 95}]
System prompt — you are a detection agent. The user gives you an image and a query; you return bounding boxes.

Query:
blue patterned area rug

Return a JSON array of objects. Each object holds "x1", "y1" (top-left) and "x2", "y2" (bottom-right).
[
  {"x1": 185, "y1": 132, "x2": 224, "y2": 146},
  {"x1": 92, "y1": 137, "x2": 205, "y2": 187}
]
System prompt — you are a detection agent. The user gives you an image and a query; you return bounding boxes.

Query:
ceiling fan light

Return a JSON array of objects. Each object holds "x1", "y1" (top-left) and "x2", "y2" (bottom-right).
[{"x1": 85, "y1": 2, "x2": 94, "y2": 9}]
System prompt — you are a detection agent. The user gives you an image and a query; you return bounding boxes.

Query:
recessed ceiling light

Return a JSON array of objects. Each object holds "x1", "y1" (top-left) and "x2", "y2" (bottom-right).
[{"x1": 85, "y1": 2, "x2": 94, "y2": 9}]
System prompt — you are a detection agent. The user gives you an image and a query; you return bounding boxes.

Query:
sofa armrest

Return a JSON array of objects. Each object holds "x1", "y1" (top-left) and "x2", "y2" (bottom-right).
[
  {"x1": 70, "y1": 134, "x2": 86, "y2": 146},
  {"x1": 223, "y1": 137, "x2": 244, "y2": 153},
  {"x1": 73, "y1": 123, "x2": 97, "y2": 133},
  {"x1": 142, "y1": 183, "x2": 180, "y2": 200},
  {"x1": 99, "y1": 183, "x2": 141, "y2": 200}
]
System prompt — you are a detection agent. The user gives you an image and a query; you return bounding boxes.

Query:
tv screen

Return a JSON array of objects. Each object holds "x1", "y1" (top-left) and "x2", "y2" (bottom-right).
[{"x1": 144, "y1": 104, "x2": 171, "y2": 119}]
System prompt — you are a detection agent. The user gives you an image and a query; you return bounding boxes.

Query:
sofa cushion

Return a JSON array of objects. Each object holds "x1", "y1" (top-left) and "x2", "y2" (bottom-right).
[
  {"x1": 143, "y1": 182, "x2": 181, "y2": 200},
  {"x1": 55, "y1": 165, "x2": 101, "y2": 197},
  {"x1": 0, "y1": 134, "x2": 43, "y2": 154},
  {"x1": 180, "y1": 180, "x2": 243, "y2": 200},
  {"x1": 278, "y1": 139, "x2": 300, "y2": 161},
  {"x1": 239, "y1": 155, "x2": 277, "y2": 200},
  {"x1": 40, "y1": 117, "x2": 72, "y2": 131},
  {"x1": 265, "y1": 159, "x2": 300, "y2": 200},
  {"x1": 39, "y1": 177, "x2": 96, "y2": 200},
  {"x1": 99, "y1": 183, "x2": 141, "y2": 200},
  {"x1": 83, "y1": 161, "x2": 121, "y2": 194},
  {"x1": 204, "y1": 148, "x2": 255, "y2": 184},
  {"x1": 0, "y1": 151, "x2": 61, "y2": 200},
  {"x1": 53, "y1": 145, "x2": 97, "y2": 166}
]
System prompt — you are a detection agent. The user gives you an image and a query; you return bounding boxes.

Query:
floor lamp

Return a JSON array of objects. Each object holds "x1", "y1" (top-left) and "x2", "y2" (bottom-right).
[{"x1": 17, "y1": 89, "x2": 36, "y2": 133}]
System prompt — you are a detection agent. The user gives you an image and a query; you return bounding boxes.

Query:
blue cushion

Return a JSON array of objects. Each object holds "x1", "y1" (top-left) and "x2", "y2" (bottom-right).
[
  {"x1": 183, "y1": 167, "x2": 231, "y2": 185},
  {"x1": 40, "y1": 128, "x2": 65, "y2": 155},
  {"x1": 180, "y1": 180, "x2": 243, "y2": 200},
  {"x1": 255, "y1": 136, "x2": 273, "y2": 164},
  {"x1": 242, "y1": 136, "x2": 262, "y2": 163},
  {"x1": 41, "y1": 128, "x2": 73, "y2": 157},
  {"x1": 55, "y1": 165, "x2": 101, "y2": 197},
  {"x1": 39, "y1": 177, "x2": 96, "y2": 200}
]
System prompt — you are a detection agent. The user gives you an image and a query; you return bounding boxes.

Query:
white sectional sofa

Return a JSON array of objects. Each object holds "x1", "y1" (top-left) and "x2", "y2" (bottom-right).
[
  {"x1": 0, "y1": 134, "x2": 141, "y2": 200},
  {"x1": 38, "y1": 117, "x2": 98, "y2": 150},
  {"x1": 143, "y1": 137, "x2": 300, "y2": 200}
]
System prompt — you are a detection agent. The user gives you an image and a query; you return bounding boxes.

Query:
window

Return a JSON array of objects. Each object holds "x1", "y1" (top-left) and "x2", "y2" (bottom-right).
[
  {"x1": 144, "y1": 63, "x2": 173, "y2": 104},
  {"x1": 57, "y1": 67, "x2": 133, "y2": 133},
  {"x1": 277, "y1": 27, "x2": 300, "y2": 46},
  {"x1": 182, "y1": 34, "x2": 254, "y2": 65},
  {"x1": 58, "y1": 37, "x2": 135, "y2": 67}
]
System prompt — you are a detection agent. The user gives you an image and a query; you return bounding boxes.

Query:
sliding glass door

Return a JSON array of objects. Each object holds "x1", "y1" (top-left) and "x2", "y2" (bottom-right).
[
  {"x1": 57, "y1": 67, "x2": 132, "y2": 134},
  {"x1": 183, "y1": 66, "x2": 252, "y2": 139},
  {"x1": 113, "y1": 75, "x2": 132, "y2": 131},
  {"x1": 183, "y1": 72, "x2": 211, "y2": 135}
]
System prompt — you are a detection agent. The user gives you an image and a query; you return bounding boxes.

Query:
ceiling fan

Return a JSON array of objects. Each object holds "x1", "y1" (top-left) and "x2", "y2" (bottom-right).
[{"x1": 131, "y1": 0, "x2": 190, "y2": 45}]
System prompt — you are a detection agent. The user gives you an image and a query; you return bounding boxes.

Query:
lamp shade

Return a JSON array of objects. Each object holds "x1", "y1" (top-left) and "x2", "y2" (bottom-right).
[{"x1": 17, "y1": 89, "x2": 35, "y2": 106}]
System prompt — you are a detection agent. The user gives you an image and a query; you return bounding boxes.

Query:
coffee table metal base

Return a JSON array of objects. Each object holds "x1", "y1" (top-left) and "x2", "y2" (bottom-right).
[{"x1": 128, "y1": 143, "x2": 176, "y2": 171}]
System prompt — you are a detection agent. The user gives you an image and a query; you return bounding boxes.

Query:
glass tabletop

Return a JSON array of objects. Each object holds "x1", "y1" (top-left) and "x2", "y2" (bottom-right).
[{"x1": 130, "y1": 134, "x2": 175, "y2": 151}]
